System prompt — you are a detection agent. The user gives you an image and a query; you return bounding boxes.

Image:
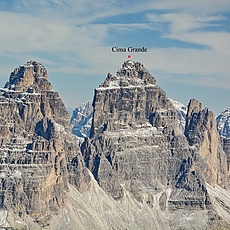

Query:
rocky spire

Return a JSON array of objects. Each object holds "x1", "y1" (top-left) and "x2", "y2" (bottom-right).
[
  {"x1": 185, "y1": 99, "x2": 228, "y2": 186},
  {"x1": 91, "y1": 60, "x2": 177, "y2": 137},
  {"x1": 4, "y1": 60, "x2": 52, "y2": 92},
  {"x1": 99, "y1": 60, "x2": 156, "y2": 88},
  {"x1": 0, "y1": 60, "x2": 229, "y2": 229},
  {"x1": 0, "y1": 61, "x2": 88, "y2": 227},
  {"x1": 83, "y1": 60, "x2": 211, "y2": 212}
]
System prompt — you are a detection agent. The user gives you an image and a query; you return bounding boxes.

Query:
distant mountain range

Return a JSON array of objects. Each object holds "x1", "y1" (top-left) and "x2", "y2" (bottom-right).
[{"x1": 70, "y1": 101, "x2": 93, "y2": 140}]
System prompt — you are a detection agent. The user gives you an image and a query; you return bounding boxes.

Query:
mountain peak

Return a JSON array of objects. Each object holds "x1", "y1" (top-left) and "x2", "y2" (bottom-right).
[
  {"x1": 4, "y1": 60, "x2": 51, "y2": 92},
  {"x1": 98, "y1": 60, "x2": 156, "y2": 89}
]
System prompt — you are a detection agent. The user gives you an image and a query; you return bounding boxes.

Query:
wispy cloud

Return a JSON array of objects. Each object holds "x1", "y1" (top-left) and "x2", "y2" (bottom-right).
[
  {"x1": 147, "y1": 11, "x2": 230, "y2": 57},
  {"x1": 147, "y1": 13, "x2": 227, "y2": 32},
  {"x1": 145, "y1": 47, "x2": 230, "y2": 76},
  {"x1": 146, "y1": 0, "x2": 230, "y2": 14}
]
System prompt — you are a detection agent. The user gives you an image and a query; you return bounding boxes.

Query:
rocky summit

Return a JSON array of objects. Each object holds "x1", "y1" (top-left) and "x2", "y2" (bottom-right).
[
  {"x1": 0, "y1": 60, "x2": 230, "y2": 229},
  {"x1": 82, "y1": 60, "x2": 230, "y2": 229},
  {"x1": 0, "y1": 61, "x2": 89, "y2": 229}
]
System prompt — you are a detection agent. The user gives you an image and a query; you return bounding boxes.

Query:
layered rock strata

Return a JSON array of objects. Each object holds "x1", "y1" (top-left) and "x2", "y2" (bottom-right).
[
  {"x1": 82, "y1": 61, "x2": 214, "y2": 212},
  {"x1": 185, "y1": 99, "x2": 228, "y2": 186},
  {"x1": 0, "y1": 61, "x2": 88, "y2": 227}
]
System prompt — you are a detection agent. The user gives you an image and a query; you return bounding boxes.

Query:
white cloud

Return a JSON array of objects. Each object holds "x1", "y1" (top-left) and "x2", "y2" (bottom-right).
[
  {"x1": 146, "y1": 48, "x2": 230, "y2": 76},
  {"x1": 146, "y1": 12, "x2": 230, "y2": 56},
  {"x1": 147, "y1": 0, "x2": 230, "y2": 14},
  {"x1": 147, "y1": 13, "x2": 227, "y2": 32},
  {"x1": 1, "y1": 0, "x2": 151, "y2": 24},
  {"x1": 0, "y1": 12, "x2": 109, "y2": 57}
]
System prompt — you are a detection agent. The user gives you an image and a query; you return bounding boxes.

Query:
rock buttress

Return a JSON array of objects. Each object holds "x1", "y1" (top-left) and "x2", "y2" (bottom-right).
[
  {"x1": 0, "y1": 61, "x2": 89, "y2": 227},
  {"x1": 82, "y1": 60, "x2": 211, "y2": 211},
  {"x1": 185, "y1": 99, "x2": 228, "y2": 187}
]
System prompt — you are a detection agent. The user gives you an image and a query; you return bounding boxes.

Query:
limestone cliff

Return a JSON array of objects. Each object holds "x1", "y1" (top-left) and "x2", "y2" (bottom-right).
[
  {"x1": 90, "y1": 60, "x2": 179, "y2": 137},
  {"x1": 0, "y1": 61, "x2": 88, "y2": 228},
  {"x1": 83, "y1": 61, "x2": 212, "y2": 211},
  {"x1": 221, "y1": 138, "x2": 230, "y2": 173},
  {"x1": 80, "y1": 60, "x2": 230, "y2": 229},
  {"x1": 185, "y1": 99, "x2": 228, "y2": 187}
]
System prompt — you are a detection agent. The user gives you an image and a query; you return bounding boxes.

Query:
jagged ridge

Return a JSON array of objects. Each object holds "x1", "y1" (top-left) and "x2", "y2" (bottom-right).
[{"x1": 99, "y1": 60, "x2": 156, "y2": 89}]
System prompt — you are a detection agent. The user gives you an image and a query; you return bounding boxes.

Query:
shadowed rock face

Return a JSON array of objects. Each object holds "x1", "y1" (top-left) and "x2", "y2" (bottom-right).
[
  {"x1": 82, "y1": 60, "x2": 212, "y2": 210},
  {"x1": 0, "y1": 61, "x2": 88, "y2": 227},
  {"x1": 185, "y1": 99, "x2": 228, "y2": 187}
]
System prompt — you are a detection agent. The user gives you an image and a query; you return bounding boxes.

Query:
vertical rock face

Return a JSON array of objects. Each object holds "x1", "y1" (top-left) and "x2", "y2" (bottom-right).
[
  {"x1": 184, "y1": 99, "x2": 228, "y2": 186},
  {"x1": 91, "y1": 60, "x2": 179, "y2": 137},
  {"x1": 0, "y1": 61, "x2": 87, "y2": 227},
  {"x1": 82, "y1": 60, "x2": 211, "y2": 210}
]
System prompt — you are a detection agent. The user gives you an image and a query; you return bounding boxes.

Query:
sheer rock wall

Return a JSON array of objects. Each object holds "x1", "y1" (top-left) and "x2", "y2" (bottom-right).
[
  {"x1": 83, "y1": 61, "x2": 213, "y2": 211},
  {"x1": 0, "y1": 61, "x2": 88, "y2": 227}
]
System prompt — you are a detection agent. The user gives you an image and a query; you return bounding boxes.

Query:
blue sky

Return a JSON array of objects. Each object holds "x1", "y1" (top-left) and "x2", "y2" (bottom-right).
[{"x1": 0, "y1": 0, "x2": 230, "y2": 114}]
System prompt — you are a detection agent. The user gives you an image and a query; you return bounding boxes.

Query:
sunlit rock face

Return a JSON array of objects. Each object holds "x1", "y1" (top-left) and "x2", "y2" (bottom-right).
[
  {"x1": 0, "y1": 61, "x2": 88, "y2": 227},
  {"x1": 185, "y1": 99, "x2": 228, "y2": 187},
  {"x1": 83, "y1": 61, "x2": 211, "y2": 210}
]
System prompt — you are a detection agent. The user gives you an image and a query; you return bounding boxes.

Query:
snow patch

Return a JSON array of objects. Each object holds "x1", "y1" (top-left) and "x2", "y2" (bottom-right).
[
  {"x1": 97, "y1": 84, "x2": 155, "y2": 91},
  {"x1": 169, "y1": 98, "x2": 187, "y2": 132},
  {"x1": 10, "y1": 170, "x2": 22, "y2": 178},
  {"x1": 54, "y1": 123, "x2": 65, "y2": 133}
]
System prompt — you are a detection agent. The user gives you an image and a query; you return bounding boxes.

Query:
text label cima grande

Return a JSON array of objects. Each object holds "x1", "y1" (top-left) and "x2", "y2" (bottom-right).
[{"x1": 112, "y1": 47, "x2": 147, "y2": 52}]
